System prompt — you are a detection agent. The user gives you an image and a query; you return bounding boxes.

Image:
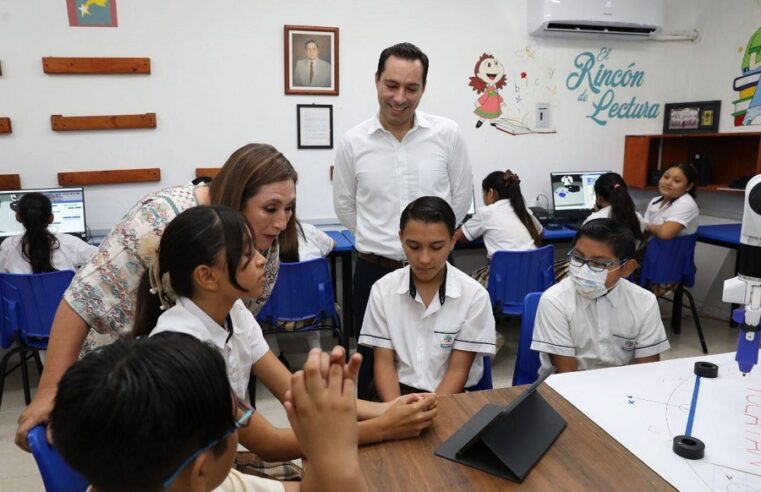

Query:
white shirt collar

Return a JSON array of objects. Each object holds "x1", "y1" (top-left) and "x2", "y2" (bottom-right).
[
  {"x1": 369, "y1": 111, "x2": 430, "y2": 136},
  {"x1": 394, "y1": 264, "x2": 463, "y2": 300},
  {"x1": 174, "y1": 297, "x2": 232, "y2": 349}
]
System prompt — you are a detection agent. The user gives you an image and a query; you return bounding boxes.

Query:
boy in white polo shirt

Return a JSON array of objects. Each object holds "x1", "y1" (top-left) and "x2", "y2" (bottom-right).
[
  {"x1": 358, "y1": 196, "x2": 496, "y2": 400},
  {"x1": 531, "y1": 218, "x2": 670, "y2": 373}
]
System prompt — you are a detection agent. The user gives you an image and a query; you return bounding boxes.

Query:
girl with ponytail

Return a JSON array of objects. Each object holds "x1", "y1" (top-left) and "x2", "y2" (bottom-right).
[
  {"x1": 0, "y1": 192, "x2": 96, "y2": 273},
  {"x1": 455, "y1": 169, "x2": 543, "y2": 286},
  {"x1": 585, "y1": 172, "x2": 645, "y2": 244}
]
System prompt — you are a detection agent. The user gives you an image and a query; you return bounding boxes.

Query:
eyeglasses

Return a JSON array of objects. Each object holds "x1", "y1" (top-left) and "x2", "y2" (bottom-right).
[
  {"x1": 162, "y1": 396, "x2": 253, "y2": 489},
  {"x1": 567, "y1": 250, "x2": 627, "y2": 273}
]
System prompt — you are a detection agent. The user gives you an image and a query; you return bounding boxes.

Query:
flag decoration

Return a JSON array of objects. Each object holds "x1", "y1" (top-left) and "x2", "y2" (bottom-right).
[{"x1": 66, "y1": 0, "x2": 118, "y2": 28}]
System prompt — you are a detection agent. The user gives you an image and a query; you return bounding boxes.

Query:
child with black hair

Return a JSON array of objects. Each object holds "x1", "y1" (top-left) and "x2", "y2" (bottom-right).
[
  {"x1": 644, "y1": 163, "x2": 700, "y2": 240},
  {"x1": 0, "y1": 192, "x2": 96, "y2": 273},
  {"x1": 584, "y1": 172, "x2": 645, "y2": 243},
  {"x1": 359, "y1": 196, "x2": 496, "y2": 400},
  {"x1": 531, "y1": 218, "x2": 670, "y2": 373},
  {"x1": 51, "y1": 332, "x2": 368, "y2": 492},
  {"x1": 132, "y1": 205, "x2": 438, "y2": 463},
  {"x1": 454, "y1": 170, "x2": 543, "y2": 286}
]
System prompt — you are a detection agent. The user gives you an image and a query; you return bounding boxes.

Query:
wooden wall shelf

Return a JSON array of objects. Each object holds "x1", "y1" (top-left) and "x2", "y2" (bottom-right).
[
  {"x1": 42, "y1": 57, "x2": 151, "y2": 74},
  {"x1": 58, "y1": 168, "x2": 161, "y2": 186},
  {"x1": 0, "y1": 117, "x2": 11, "y2": 134},
  {"x1": 51, "y1": 113, "x2": 156, "y2": 131},
  {"x1": 0, "y1": 174, "x2": 21, "y2": 190},
  {"x1": 195, "y1": 168, "x2": 221, "y2": 179},
  {"x1": 623, "y1": 132, "x2": 761, "y2": 191}
]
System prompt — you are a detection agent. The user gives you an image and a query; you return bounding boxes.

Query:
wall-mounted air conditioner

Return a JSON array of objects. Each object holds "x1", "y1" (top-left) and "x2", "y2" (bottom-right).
[{"x1": 528, "y1": 0, "x2": 663, "y2": 40}]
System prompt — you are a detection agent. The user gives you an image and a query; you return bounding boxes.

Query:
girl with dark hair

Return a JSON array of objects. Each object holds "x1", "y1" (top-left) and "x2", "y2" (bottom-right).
[
  {"x1": 585, "y1": 172, "x2": 645, "y2": 243},
  {"x1": 454, "y1": 170, "x2": 543, "y2": 286},
  {"x1": 0, "y1": 192, "x2": 96, "y2": 274},
  {"x1": 644, "y1": 163, "x2": 700, "y2": 240}
]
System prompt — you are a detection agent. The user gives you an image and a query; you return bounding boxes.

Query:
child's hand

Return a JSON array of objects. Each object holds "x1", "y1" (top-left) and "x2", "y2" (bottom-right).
[
  {"x1": 318, "y1": 345, "x2": 362, "y2": 384},
  {"x1": 284, "y1": 348, "x2": 359, "y2": 468},
  {"x1": 377, "y1": 393, "x2": 438, "y2": 441}
]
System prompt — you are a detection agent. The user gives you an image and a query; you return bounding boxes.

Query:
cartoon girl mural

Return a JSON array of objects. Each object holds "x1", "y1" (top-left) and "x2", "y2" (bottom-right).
[{"x1": 468, "y1": 53, "x2": 507, "y2": 128}]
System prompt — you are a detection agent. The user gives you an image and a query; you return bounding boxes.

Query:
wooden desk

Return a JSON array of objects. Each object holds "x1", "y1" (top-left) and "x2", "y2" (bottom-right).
[{"x1": 358, "y1": 386, "x2": 673, "y2": 491}]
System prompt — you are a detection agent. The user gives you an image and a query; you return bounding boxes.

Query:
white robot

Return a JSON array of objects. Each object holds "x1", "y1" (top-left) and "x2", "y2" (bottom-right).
[{"x1": 723, "y1": 174, "x2": 761, "y2": 374}]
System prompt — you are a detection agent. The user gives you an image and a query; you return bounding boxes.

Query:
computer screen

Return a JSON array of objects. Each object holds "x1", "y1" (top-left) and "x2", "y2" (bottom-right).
[
  {"x1": 550, "y1": 171, "x2": 606, "y2": 220},
  {"x1": 0, "y1": 187, "x2": 87, "y2": 239}
]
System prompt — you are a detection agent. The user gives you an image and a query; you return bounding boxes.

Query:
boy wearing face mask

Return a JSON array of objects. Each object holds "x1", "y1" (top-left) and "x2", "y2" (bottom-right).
[{"x1": 530, "y1": 219, "x2": 669, "y2": 373}]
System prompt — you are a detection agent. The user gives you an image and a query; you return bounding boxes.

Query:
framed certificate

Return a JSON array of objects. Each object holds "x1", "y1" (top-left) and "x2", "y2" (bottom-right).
[{"x1": 297, "y1": 104, "x2": 333, "y2": 149}]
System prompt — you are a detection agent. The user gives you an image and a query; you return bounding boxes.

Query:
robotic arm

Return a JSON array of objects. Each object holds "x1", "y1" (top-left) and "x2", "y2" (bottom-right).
[{"x1": 723, "y1": 174, "x2": 761, "y2": 374}]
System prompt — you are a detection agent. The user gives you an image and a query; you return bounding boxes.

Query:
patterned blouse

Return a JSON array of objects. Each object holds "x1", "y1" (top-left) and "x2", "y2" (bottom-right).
[{"x1": 65, "y1": 184, "x2": 280, "y2": 355}]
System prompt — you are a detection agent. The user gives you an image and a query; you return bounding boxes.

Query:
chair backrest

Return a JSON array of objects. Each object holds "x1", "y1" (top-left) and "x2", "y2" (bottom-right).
[
  {"x1": 256, "y1": 257, "x2": 337, "y2": 325},
  {"x1": 487, "y1": 245, "x2": 554, "y2": 309},
  {"x1": 638, "y1": 234, "x2": 697, "y2": 289},
  {"x1": 466, "y1": 356, "x2": 493, "y2": 392},
  {"x1": 0, "y1": 271, "x2": 74, "y2": 347},
  {"x1": 27, "y1": 425, "x2": 88, "y2": 492},
  {"x1": 512, "y1": 292, "x2": 543, "y2": 386}
]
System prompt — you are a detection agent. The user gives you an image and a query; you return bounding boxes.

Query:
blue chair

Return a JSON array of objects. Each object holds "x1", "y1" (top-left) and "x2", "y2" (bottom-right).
[
  {"x1": 487, "y1": 245, "x2": 554, "y2": 316},
  {"x1": 512, "y1": 292, "x2": 543, "y2": 386},
  {"x1": 28, "y1": 425, "x2": 88, "y2": 492},
  {"x1": 0, "y1": 271, "x2": 75, "y2": 408},
  {"x1": 256, "y1": 257, "x2": 348, "y2": 356},
  {"x1": 466, "y1": 356, "x2": 493, "y2": 392},
  {"x1": 639, "y1": 234, "x2": 707, "y2": 354}
]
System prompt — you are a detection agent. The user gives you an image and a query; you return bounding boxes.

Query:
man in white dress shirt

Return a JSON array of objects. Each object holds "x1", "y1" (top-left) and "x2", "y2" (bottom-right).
[
  {"x1": 332, "y1": 42, "x2": 473, "y2": 397},
  {"x1": 293, "y1": 40, "x2": 332, "y2": 88}
]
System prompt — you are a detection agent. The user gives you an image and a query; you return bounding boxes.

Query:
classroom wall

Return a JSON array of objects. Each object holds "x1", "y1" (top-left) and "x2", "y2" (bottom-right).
[{"x1": 1, "y1": 0, "x2": 756, "y2": 317}]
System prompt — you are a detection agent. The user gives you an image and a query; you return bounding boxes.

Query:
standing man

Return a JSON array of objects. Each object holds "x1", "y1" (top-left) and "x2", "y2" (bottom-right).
[
  {"x1": 294, "y1": 39, "x2": 332, "y2": 88},
  {"x1": 333, "y1": 42, "x2": 473, "y2": 398}
]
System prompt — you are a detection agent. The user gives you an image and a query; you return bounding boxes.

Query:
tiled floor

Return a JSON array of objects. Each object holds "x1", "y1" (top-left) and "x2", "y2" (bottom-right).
[{"x1": 0, "y1": 315, "x2": 742, "y2": 490}]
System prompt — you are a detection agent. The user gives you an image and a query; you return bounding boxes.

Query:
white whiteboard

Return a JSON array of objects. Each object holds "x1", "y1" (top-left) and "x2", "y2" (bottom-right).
[{"x1": 547, "y1": 352, "x2": 761, "y2": 492}]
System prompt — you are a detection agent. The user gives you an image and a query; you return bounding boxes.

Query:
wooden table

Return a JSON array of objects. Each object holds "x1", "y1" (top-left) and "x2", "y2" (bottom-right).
[{"x1": 358, "y1": 386, "x2": 674, "y2": 491}]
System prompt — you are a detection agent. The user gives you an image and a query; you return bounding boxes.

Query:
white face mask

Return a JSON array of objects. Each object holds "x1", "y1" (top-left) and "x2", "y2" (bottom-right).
[{"x1": 569, "y1": 263, "x2": 613, "y2": 299}]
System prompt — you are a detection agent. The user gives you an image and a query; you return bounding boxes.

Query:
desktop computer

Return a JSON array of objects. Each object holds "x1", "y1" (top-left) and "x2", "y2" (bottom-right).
[
  {"x1": 0, "y1": 187, "x2": 88, "y2": 241},
  {"x1": 550, "y1": 171, "x2": 607, "y2": 229}
]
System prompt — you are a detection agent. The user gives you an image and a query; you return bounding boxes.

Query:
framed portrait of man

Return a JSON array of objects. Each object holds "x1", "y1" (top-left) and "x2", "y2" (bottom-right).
[{"x1": 284, "y1": 25, "x2": 339, "y2": 95}]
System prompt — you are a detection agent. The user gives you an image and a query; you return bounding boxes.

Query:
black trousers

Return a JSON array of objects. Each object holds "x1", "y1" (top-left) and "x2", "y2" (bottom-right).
[{"x1": 354, "y1": 256, "x2": 400, "y2": 400}]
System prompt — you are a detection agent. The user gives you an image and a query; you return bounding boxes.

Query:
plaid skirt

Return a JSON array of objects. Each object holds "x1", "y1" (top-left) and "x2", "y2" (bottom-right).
[
  {"x1": 235, "y1": 452, "x2": 303, "y2": 481},
  {"x1": 471, "y1": 265, "x2": 490, "y2": 288}
]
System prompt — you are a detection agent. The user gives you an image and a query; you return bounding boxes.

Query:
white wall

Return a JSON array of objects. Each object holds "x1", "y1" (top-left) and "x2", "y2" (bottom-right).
[{"x1": 0, "y1": 0, "x2": 756, "y2": 315}]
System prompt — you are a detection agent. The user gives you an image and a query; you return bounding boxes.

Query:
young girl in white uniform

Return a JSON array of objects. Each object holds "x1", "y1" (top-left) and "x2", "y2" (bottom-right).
[
  {"x1": 0, "y1": 192, "x2": 97, "y2": 273},
  {"x1": 584, "y1": 172, "x2": 646, "y2": 252},
  {"x1": 644, "y1": 163, "x2": 699, "y2": 239},
  {"x1": 454, "y1": 170, "x2": 543, "y2": 286}
]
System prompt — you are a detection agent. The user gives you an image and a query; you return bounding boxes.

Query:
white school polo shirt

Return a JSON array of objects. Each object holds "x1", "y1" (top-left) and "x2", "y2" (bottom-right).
[
  {"x1": 297, "y1": 222, "x2": 335, "y2": 260},
  {"x1": 358, "y1": 264, "x2": 496, "y2": 391},
  {"x1": 332, "y1": 111, "x2": 473, "y2": 261},
  {"x1": 530, "y1": 277, "x2": 669, "y2": 372},
  {"x1": 150, "y1": 297, "x2": 270, "y2": 400},
  {"x1": 584, "y1": 206, "x2": 647, "y2": 233},
  {"x1": 644, "y1": 194, "x2": 699, "y2": 236},
  {"x1": 461, "y1": 199, "x2": 542, "y2": 258}
]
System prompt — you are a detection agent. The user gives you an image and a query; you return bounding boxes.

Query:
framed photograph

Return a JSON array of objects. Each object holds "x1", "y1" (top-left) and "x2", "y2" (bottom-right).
[
  {"x1": 663, "y1": 100, "x2": 721, "y2": 134},
  {"x1": 285, "y1": 25, "x2": 339, "y2": 95},
  {"x1": 297, "y1": 104, "x2": 333, "y2": 149}
]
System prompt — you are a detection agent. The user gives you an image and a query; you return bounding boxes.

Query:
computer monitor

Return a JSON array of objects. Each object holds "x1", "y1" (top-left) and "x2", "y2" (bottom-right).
[
  {"x1": 0, "y1": 187, "x2": 87, "y2": 239},
  {"x1": 550, "y1": 171, "x2": 606, "y2": 220}
]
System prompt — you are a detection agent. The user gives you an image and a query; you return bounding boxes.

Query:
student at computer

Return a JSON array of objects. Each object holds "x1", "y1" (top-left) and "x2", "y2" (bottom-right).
[
  {"x1": 454, "y1": 170, "x2": 543, "y2": 286},
  {"x1": 359, "y1": 196, "x2": 496, "y2": 400},
  {"x1": 530, "y1": 219, "x2": 670, "y2": 373},
  {"x1": 644, "y1": 163, "x2": 699, "y2": 240},
  {"x1": 51, "y1": 332, "x2": 368, "y2": 492},
  {"x1": 585, "y1": 173, "x2": 645, "y2": 235},
  {"x1": 0, "y1": 192, "x2": 97, "y2": 274}
]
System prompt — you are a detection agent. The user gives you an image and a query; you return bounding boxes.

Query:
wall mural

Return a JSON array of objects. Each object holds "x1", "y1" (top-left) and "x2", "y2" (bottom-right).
[
  {"x1": 565, "y1": 47, "x2": 659, "y2": 126},
  {"x1": 471, "y1": 42, "x2": 557, "y2": 136},
  {"x1": 733, "y1": 28, "x2": 761, "y2": 126}
]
